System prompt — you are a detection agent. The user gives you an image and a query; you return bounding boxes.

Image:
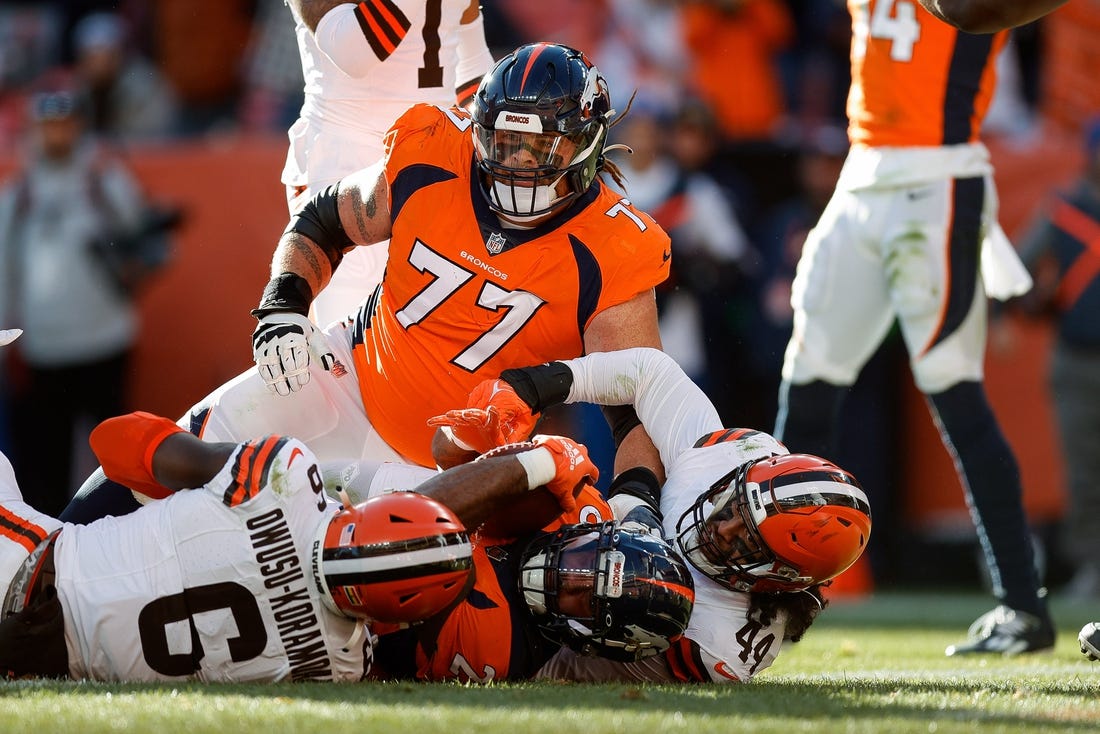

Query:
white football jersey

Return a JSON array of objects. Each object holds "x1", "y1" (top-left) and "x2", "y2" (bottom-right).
[
  {"x1": 53, "y1": 437, "x2": 371, "y2": 682},
  {"x1": 282, "y1": 0, "x2": 475, "y2": 189},
  {"x1": 561, "y1": 348, "x2": 792, "y2": 682}
]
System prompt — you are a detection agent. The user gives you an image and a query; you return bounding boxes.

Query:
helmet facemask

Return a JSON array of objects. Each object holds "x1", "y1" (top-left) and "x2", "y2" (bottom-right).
[
  {"x1": 520, "y1": 521, "x2": 694, "y2": 662},
  {"x1": 473, "y1": 114, "x2": 607, "y2": 221},
  {"x1": 676, "y1": 455, "x2": 872, "y2": 594},
  {"x1": 470, "y1": 42, "x2": 614, "y2": 223},
  {"x1": 676, "y1": 460, "x2": 802, "y2": 593}
]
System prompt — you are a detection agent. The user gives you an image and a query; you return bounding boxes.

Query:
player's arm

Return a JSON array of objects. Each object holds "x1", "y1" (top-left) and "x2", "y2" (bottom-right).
[
  {"x1": 430, "y1": 347, "x2": 721, "y2": 472},
  {"x1": 90, "y1": 412, "x2": 235, "y2": 499},
  {"x1": 919, "y1": 0, "x2": 1068, "y2": 32},
  {"x1": 264, "y1": 162, "x2": 391, "y2": 305},
  {"x1": 414, "y1": 436, "x2": 597, "y2": 529},
  {"x1": 293, "y1": 0, "x2": 410, "y2": 78},
  {"x1": 251, "y1": 164, "x2": 390, "y2": 395},
  {"x1": 455, "y1": 0, "x2": 493, "y2": 108},
  {"x1": 582, "y1": 290, "x2": 666, "y2": 482}
]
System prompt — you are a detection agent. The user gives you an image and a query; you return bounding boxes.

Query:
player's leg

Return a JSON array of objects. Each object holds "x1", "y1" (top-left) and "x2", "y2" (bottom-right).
[
  {"x1": 58, "y1": 468, "x2": 142, "y2": 524},
  {"x1": 775, "y1": 187, "x2": 895, "y2": 455},
  {"x1": 896, "y1": 175, "x2": 1052, "y2": 655},
  {"x1": 0, "y1": 450, "x2": 63, "y2": 600},
  {"x1": 186, "y1": 323, "x2": 406, "y2": 464}
]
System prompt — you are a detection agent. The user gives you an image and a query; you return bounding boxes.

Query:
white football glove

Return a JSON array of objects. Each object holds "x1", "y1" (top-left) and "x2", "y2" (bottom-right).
[{"x1": 252, "y1": 312, "x2": 334, "y2": 396}]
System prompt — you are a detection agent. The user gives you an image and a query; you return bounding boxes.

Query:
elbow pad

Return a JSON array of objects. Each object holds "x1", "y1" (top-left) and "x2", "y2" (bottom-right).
[
  {"x1": 314, "y1": 2, "x2": 405, "y2": 77},
  {"x1": 287, "y1": 184, "x2": 354, "y2": 270}
]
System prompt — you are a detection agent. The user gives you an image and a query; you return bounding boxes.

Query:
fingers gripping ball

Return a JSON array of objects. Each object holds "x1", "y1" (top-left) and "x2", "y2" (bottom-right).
[
  {"x1": 252, "y1": 312, "x2": 334, "y2": 396},
  {"x1": 90, "y1": 412, "x2": 186, "y2": 499},
  {"x1": 475, "y1": 438, "x2": 599, "y2": 541}
]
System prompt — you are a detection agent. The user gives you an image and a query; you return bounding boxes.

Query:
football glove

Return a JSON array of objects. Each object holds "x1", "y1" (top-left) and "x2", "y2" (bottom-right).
[
  {"x1": 90, "y1": 411, "x2": 185, "y2": 500},
  {"x1": 252, "y1": 312, "x2": 334, "y2": 396},
  {"x1": 426, "y1": 378, "x2": 538, "y2": 450},
  {"x1": 533, "y1": 434, "x2": 598, "y2": 514}
]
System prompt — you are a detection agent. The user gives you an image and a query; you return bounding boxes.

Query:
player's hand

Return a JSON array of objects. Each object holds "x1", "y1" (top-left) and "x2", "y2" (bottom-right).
[
  {"x1": 427, "y1": 379, "x2": 537, "y2": 449},
  {"x1": 427, "y1": 407, "x2": 500, "y2": 454},
  {"x1": 252, "y1": 312, "x2": 334, "y2": 396},
  {"x1": 90, "y1": 411, "x2": 186, "y2": 500},
  {"x1": 532, "y1": 434, "x2": 598, "y2": 514}
]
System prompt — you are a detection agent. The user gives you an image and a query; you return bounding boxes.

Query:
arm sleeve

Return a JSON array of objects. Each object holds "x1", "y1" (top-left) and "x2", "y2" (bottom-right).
[
  {"x1": 313, "y1": 2, "x2": 387, "y2": 78},
  {"x1": 454, "y1": 13, "x2": 493, "y2": 93},
  {"x1": 560, "y1": 348, "x2": 722, "y2": 469}
]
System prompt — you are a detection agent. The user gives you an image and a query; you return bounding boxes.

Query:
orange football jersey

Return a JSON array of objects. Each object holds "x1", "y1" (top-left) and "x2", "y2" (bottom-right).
[
  {"x1": 352, "y1": 104, "x2": 671, "y2": 466},
  {"x1": 847, "y1": 0, "x2": 1008, "y2": 147},
  {"x1": 406, "y1": 486, "x2": 613, "y2": 682}
]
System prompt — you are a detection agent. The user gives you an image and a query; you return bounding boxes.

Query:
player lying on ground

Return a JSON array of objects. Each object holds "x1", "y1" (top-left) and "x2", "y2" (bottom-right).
[
  {"x1": 430, "y1": 347, "x2": 873, "y2": 683},
  {"x1": 0, "y1": 357, "x2": 691, "y2": 680},
  {"x1": 0, "y1": 410, "x2": 464, "y2": 681}
]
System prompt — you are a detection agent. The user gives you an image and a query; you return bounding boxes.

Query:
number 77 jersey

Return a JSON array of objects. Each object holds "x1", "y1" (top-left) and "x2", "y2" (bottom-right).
[{"x1": 351, "y1": 104, "x2": 671, "y2": 466}]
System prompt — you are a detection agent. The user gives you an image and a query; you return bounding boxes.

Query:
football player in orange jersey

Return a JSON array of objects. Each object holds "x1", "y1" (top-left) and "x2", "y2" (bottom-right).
[
  {"x1": 60, "y1": 43, "x2": 669, "y2": 525},
  {"x1": 372, "y1": 515, "x2": 696, "y2": 683},
  {"x1": 773, "y1": 0, "x2": 1053, "y2": 655},
  {"x1": 243, "y1": 41, "x2": 667, "y2": 471},
  {"x1": 919, "y1": 0, "x2": 1069, "y2": 32},
  {"x1": 281, "y1": 0, "x2": 494, "y2": 326}
]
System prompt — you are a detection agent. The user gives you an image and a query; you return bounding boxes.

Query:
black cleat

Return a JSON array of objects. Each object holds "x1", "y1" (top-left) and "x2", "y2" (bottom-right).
[
  {"x1": 945, "y1": 605, "x2": 1055, "y2": 656},
  {"x1": 1079, "y1": 622, "x2": 1100, "y2": 661}
]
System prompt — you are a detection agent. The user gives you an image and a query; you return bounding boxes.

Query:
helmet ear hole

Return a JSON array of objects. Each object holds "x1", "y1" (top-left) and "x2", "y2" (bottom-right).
[{"x1": 313, "y1": 492, "x2": 473, "y2": 624}]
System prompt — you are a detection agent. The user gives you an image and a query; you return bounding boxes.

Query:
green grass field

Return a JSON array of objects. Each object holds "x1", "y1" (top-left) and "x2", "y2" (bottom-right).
[{"x1": 1, "y1": 591, "x2": 1097, "y2": 734}]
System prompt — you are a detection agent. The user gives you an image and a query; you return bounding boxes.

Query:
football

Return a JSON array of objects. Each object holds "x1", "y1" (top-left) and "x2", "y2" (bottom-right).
[{"x1": 474, "y1": 442, "x2": 572, "y2": 542}]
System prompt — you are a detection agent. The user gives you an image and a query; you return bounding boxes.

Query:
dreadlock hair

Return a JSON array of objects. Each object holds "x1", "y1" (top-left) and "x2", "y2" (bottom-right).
[
  {"x1": 597, "y1": 89, "x2": 639, "y2": 192},
  {"x1": 750, "y1": 583, "x2": 829, "y2": 643}
]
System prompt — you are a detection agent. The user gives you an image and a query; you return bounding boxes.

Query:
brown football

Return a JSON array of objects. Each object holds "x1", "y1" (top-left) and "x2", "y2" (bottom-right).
[{"x1": 475, "y1": 442, "x2": 572, "y2": 541}]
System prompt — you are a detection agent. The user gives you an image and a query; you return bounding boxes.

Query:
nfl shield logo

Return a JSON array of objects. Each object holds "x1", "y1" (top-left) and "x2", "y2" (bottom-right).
[{"x1": 486, "y1": 232, "x2": 507, "y2": 254}]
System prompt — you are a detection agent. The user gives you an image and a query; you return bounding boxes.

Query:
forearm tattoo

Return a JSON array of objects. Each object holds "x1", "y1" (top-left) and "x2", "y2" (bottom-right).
[
  {"x1": 285, "y1": 232, "x2": 327, "y2": 285},
  {"x1": 347, "y1": 185, "x2": 382, "y2": 244}
]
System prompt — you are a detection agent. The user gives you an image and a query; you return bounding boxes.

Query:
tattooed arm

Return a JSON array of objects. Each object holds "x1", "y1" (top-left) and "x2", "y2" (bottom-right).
[
  {"x1": 250, "y1": 164, "x2": 392, "y2": 395},
  {"x1": 265, "y1": 162, "x2": 392, "y2": 306}
]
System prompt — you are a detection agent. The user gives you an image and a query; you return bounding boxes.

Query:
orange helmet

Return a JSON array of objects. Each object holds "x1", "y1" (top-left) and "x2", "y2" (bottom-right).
[
  {"x1": 675, "y1": 453, "x2": 871, "y2": 593},
  {"x1": 312, "y1": 492, "x2": 473, "y2": 623}
]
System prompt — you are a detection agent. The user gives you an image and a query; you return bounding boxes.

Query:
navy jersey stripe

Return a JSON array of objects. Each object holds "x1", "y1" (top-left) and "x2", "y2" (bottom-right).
[
  {"x1": 390, "y1": 163, "x2": 458, "y2": 221},
  {"x1": 569, "y1": 234, "x2": 602, "y2": 336},
  {"x1": 942, "y1": 32, "x2": 995, "y2": 145}
]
